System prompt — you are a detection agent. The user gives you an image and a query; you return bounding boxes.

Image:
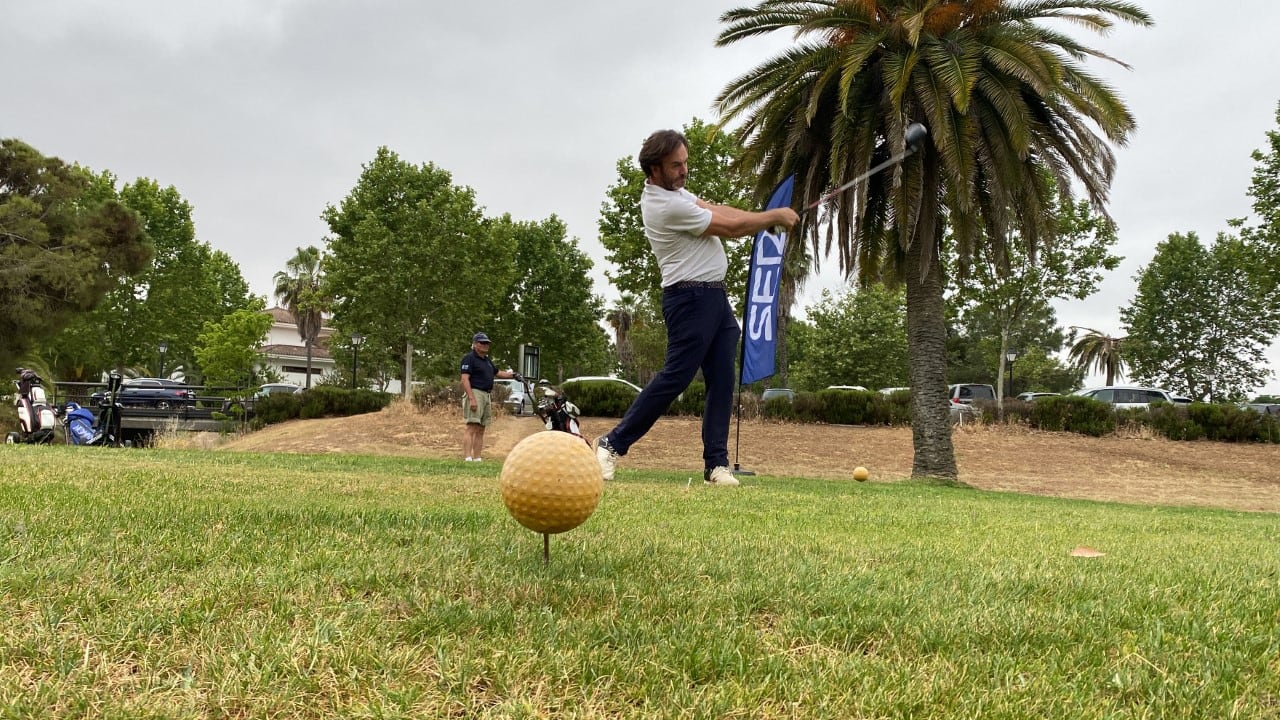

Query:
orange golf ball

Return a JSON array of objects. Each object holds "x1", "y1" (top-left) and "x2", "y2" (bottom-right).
[
  {"x1": 853, "y1": 466, "x2": 870, "y2": 482},
  {"x1": 500, "y1": 431, "x2": 603, "y2": 534}
]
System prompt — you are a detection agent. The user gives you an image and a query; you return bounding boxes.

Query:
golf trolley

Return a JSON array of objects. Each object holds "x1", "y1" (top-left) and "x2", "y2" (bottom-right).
[{"x1": 6, "y1": 368, "x2": 58, "y2": 444}]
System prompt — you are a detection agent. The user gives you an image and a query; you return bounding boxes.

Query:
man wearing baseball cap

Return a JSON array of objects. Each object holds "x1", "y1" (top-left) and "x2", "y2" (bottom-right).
[{"x1": 460, "y1": 331, "x2": 521, "y2": 461}]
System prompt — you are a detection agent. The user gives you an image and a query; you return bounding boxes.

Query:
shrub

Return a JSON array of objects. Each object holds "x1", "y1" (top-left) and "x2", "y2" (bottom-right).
[
  {"x1": 998, "y1": 398, "x2": 1035, "y2": 425},
  {"x1": 817, "y1": 389, "x2": 885, "y2": 425},
  {"x1": 790, "y1": 392, "x2": 824, "y2": 423},
  {"x1": 882, "y1": 390, "x2": 912, "y2": 426},
  {"x1": 762, "y1": 395, "x2": 795, "y2": 421},
  {"x1": 411, "y1": 378, "x2": 465, "y2": 411},
  {"x1": 1029, "y1": 395, "x2": 1116, "y2": 437},
  {"x1": 1145, "y1": 403, "x2": 1204, "y2": 441},
  {"x1": 251, "y1": 387, "x2": 393, "y2": 429},
  {"x1": 667, "y1": 381, "x2": 706, "y2": 416},
  {"x1": 561, "y1": 379, "x2": 636, "y2": 418}
]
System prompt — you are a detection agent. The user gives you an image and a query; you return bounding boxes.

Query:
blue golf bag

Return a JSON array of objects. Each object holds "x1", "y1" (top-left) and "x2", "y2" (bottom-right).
[{"x1": 64, "y1": 403, "x2": 99, "y2": 445}]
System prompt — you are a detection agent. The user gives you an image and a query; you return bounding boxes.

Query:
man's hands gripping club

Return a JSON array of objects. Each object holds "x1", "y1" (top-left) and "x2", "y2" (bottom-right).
[{"x1": 698, "y1": 200, "x2": 800, "y2": 239}]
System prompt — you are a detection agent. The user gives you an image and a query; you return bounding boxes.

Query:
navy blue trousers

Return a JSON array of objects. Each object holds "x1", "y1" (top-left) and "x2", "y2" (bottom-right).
[{"x1": 604, "y1": 285, "x2": 740, "y2": 469}]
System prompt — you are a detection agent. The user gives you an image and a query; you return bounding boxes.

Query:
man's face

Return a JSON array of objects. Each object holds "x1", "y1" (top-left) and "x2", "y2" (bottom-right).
[
  {"x1": 473, "y1": 341, "x2": 490, "y2": 356},
  {"x1": 650, "y1": 144, "x2": 689, "y2": 191}
]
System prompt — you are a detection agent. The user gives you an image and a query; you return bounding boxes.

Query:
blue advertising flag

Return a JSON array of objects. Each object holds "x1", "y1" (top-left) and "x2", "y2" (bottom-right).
[{"x1": 740, "y1": 176, "x2": 794, "y2": 385}]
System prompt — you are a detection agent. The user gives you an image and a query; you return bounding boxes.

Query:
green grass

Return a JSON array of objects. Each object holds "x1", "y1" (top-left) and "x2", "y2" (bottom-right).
[{"x1": 1, "y1": 446, "x2": 1278, "y2": 718}]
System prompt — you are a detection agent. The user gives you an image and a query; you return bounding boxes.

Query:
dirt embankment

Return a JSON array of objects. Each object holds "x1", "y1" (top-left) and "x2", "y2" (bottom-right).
[{"x1": 214, "y1": 402, "x2": 1280, "y2": 514}]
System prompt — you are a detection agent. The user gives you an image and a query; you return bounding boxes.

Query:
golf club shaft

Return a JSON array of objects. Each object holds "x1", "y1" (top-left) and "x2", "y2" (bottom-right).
[{"x1": 802, "y1": 147, "x2": 917, "y2": 214}]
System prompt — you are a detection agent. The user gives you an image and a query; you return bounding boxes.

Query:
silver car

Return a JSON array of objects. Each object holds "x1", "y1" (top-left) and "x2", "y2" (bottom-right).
[{"x1": 1073, "y1": 386, "x2": 1177, "y2": 410}]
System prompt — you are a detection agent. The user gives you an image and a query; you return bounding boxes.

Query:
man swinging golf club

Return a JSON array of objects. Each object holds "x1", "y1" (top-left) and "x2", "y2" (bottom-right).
[{"x1": 595, "y1": 129, "x2": 799, "y2": 485}]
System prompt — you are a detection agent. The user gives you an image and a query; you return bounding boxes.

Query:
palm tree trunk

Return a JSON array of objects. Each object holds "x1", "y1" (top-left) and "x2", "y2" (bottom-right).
[
  {"x1": 305, "y1": 339, "x2": 314, "y2": 390},
  {"x1": 776, "y1": 285, "x2": 794, "y2": 388},
  {"x1": 905, "y1": 254, "x2": 957, "y2": 478},
  {"x1": 904, "y1": 169, "x2": 958, "y2": 479}
]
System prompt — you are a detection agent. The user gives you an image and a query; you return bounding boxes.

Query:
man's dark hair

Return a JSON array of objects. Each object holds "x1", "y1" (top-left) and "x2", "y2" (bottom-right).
[{"x1": 638, "y1": 130, "x2": 688, "y2": 178}]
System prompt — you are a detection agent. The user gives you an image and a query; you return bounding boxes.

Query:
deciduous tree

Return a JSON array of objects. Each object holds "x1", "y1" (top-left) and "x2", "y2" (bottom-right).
[
  {"x1": 1121, "y1": 232, "x2": 1280, "y2": 401},
  {"x1": 485, "y1": 215, "x2": 609, "y2": 382},
  {"x1": 790, "y1": 286, "x2": 909, "y2": 392},
  {"x1": 194, "y1": 303, "x2": 272, "y2": 387},
  {"x1": 50, "y1": 178, "x2": 255, "y2": 381},
  {"x1": 951, "y1": 191, "x2": 1121, "y2": 401},
  {"x1": 323, "y1": 148, "x2": 515, "y2": 394}
]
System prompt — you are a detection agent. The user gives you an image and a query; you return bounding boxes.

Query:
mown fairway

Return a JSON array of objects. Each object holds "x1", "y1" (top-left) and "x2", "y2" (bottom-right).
[{"x1": 1, "y1": 445, "x2": 1278, "y2": 718}]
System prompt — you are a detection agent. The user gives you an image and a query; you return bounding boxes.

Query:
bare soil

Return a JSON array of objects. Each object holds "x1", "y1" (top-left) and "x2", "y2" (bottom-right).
[{"x1": 215, "y1": 402, "x2": 1280, "y2": 514}]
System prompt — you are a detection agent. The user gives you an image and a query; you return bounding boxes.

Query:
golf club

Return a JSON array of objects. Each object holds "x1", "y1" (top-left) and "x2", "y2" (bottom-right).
[{"x1": 802, "y1": 122, "x2": 928, "y2": 215}]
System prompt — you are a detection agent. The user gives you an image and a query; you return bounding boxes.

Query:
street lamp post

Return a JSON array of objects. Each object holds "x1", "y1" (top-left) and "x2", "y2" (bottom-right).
[
  {"x1": 1005, "y1": 349, "x2": 1020, "y2": 398},
  {"x1": 158, "y1": 341, "x2": 169, "y2": 378},
  {"x1": 351, "y1": 334, "x2": 365, "y2": 389}
]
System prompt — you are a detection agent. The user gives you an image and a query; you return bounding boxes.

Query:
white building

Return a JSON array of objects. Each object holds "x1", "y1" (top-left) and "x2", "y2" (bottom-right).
[
  {"x1": 257, "y1": 307, "x2": 402, "y2": 393},
  {"x1": 258, "y1": 307, "x2": 336, "y2": 387}
]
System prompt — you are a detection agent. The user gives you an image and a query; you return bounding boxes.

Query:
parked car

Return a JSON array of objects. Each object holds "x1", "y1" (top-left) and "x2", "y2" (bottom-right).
[
  {"x1": 255, "y1": 383, "x2": 303, "y2": 398},
  {"x1": 948, "y1": 383, "x2": 995, "y2": 404},
  {"x1": 1072, "y1": 385, "x2": 1177, "y2": 410},
  {"x1": 761, "y1": 387, "x2": 796, "y2": 403},
  {"x1": 494, "y1": 378, "x2": 533, "y2": 414},
  {"x1": 1240, "y1": 403, "x2": 1280, "y2": 416},
  {"x1": 1016, "y1": 392, "x2": 1061, "y2": 402},
  {"x1": 91, "y1": 377, "x2": 196, "y2": 410},
  {"x1": 879, "y1": 387, "x2": 910, "y2": 395},
  {"x1": 825, "y1": 385, "x2": 868, "y2": 392},
  {"x1": 951, "y1": 402, "x2": 979, "y2": 425}
]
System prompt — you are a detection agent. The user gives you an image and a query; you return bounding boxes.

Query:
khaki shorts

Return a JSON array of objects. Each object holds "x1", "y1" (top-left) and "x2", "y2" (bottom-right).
[{"x1": 462, "y1": 389, "x2": 492, "y2": 426}]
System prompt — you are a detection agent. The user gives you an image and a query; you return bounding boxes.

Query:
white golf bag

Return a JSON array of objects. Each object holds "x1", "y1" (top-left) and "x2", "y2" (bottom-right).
[{"x1": 7, "y1": 368, "x2": 57, "y2": 444}]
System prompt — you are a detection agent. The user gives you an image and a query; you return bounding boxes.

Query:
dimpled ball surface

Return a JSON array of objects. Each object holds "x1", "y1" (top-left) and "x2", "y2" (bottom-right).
[{"x1": 501, "y1": 431, "x2": 603, "y2": 534}]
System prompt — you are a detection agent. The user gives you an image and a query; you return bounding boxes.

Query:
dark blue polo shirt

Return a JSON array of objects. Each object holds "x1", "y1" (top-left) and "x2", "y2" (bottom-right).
[{"x1": 460, "y1": 350, "x2": 497, "y2": 392}]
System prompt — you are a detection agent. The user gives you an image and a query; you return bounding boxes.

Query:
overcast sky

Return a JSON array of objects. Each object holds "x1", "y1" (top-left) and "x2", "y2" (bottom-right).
[{"x1": 6, "y1": 1, "x2": 1280, "y2": 393}]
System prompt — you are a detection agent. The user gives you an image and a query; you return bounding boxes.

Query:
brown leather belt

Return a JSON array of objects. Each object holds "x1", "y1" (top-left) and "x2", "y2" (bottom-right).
[{"x1": 665, "y1": 280, "x2": 726, "y2": 291}]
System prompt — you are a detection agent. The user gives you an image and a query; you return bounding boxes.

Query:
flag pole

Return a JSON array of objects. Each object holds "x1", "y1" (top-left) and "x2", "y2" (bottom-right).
[
  {"x1": 733, "y1": 175, "x2": 795, "y2": 477},
  {"x1": 733, "y1": 315, "x2": 754, "y2": 477}
]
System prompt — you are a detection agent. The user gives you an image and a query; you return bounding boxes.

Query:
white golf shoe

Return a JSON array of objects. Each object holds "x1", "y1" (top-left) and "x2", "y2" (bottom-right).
[
  {"x1": 596, "y1": 437, "x2": 618, "y2": 481},
  {"x1": 704, "y1": 466, "x2": 740, "y2": 486}
]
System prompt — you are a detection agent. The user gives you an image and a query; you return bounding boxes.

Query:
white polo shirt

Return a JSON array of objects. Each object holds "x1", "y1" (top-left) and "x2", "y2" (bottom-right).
[{"x1": 641, "y1": 182, "x2": 727, "y2": 287}]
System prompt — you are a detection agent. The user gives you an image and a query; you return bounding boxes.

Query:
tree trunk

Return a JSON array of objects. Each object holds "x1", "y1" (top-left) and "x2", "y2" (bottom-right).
[
  {"x1": 905, "y1": 259, "x2": 957, "y2": 477},
  {"x1": 403, "y1": 339, "x2": 414, "y2": 400},
  {"x1": 304, "y1": 339, "x2": 314, "y2": 390},
  {"x1": 904, "y1": 208, "x2": 957, "y2": 480},
  {"x1": 776, "y1": 283, "x2": 794, "y2": 388}
]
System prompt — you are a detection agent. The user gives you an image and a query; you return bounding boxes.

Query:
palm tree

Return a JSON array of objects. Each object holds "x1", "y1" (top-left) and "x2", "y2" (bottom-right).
[
  {"x1": 605, "y1": 293, "x2": 638, "y2": 378},
  {"x1": 273, "y1": 246, "x2": 328, "y2": 389},
  {"x1": 1068, "y1": 326, "x2": 1125, "y2": 386},
  {"x1": 716, "y1": 0, "x2": 1150, "y2": 478}
]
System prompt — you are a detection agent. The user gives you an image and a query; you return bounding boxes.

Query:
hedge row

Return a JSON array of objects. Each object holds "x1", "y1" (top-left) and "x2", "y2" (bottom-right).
[
  {"x1": 250, "y1": 386, "x2": 394, "y2": 428},
  {"x1": 408, "y1": 375, "x2": 1280, "y2": 445},
  {"x1": 979, "y1": 395, "x2": 1280, "y2": 443}
]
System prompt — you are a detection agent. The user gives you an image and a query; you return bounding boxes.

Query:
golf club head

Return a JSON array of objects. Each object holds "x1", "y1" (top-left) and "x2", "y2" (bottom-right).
[{"x1": 905, "y1": 123, "x2": 928, "y2": 153}]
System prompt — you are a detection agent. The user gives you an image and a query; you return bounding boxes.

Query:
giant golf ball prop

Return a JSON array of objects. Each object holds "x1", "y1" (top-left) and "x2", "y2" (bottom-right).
[{"x1": 501, "y1": 431, "x2": 603, "y2": 548}]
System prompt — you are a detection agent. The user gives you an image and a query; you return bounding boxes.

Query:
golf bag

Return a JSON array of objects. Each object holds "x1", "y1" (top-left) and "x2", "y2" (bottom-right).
[
  {"x1": 6, "y1": 368, "x2": 57, "y2": 445},
  {"x1": 63, "y1": 403, "x2": 98, "y2": 445},
  {"x1": 64, "y1": 371, "x2": 125, "y2": 447},
  {"x1": 63, "y1": 396, "x2": 124, "y2": 447},
  {"x1": 534, "y1": 384, "x2": 590, "y2": 446}
]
